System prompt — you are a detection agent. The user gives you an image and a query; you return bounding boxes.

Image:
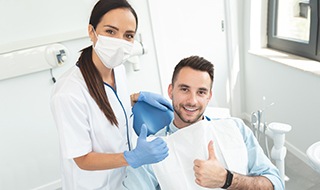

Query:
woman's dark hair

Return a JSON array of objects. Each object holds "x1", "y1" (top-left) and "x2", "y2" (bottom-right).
[
  {"x1": 78, "y1": 0, "x2": 138, "y2": 126},
  {"x1": 171, "y1": 56, "x2": 214, "y2": 89},
  {"x1": 89, "y1": 0, "x2": 138, "y2": 30}
]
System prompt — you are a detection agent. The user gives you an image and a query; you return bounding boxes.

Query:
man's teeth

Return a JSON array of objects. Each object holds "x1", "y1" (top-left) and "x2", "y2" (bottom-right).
[{"x1": 184, "y1": 107, "x2": 197, "y2": 111}]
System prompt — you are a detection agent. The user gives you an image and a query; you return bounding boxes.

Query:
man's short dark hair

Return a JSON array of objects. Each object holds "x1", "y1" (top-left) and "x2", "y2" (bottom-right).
[{"x1": 171, "y1": 55, "x2": 214, "y2": 88}]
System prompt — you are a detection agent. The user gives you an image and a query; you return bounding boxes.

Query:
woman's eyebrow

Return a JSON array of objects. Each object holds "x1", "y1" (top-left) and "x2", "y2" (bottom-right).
[
  {"x1": 103, "y1": 25, "x2": 136, "y2": 34},
  {"x1": 103, "y1": 25, "x2": 119, "y2": 31}
]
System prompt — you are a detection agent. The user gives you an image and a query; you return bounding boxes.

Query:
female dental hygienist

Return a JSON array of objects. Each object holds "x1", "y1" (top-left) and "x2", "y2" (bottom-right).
[{"x1": 50, "y1": 0, "x2": 170, "y2": 189}]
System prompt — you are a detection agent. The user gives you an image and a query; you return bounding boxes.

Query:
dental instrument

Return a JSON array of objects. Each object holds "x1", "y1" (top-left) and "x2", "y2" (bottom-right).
[{"x1": 250, "y1": 99, "x2": 291, "y2": 183}]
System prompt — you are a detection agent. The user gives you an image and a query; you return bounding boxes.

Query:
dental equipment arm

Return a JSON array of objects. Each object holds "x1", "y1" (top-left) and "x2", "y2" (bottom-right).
[
  {"x1": 194, "y1": 141, "x2": 274, "y2": 190},
  {"x1": 131, "y1": 91, "x2": 173, "y2": 111},
  {"x1": 124, "y1": 124, "x2": 169, "y2": 168},
  {"x1": 268, "y1": 122, "x2": 292, "y2": 182}
]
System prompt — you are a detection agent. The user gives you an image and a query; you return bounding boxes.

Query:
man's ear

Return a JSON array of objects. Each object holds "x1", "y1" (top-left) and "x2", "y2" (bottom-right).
[
  {"x1": 209, "y1": 90, "x2": 213, "y2": 100},
  {"x1": 206, "y1": 90, "x2": 213, "y2": 104},
  {"x1": 168, "y1": 84, "x2": 173, "y2": 100}
]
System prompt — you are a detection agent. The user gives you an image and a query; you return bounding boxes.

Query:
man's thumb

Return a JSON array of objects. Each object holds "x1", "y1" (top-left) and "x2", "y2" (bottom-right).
[{"x1": 208, "y1": 140, "x2": 217, "y2": 160}]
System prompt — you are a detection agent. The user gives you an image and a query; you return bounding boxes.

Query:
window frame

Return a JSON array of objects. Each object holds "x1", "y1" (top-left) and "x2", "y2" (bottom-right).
[{"x1": 267, "y1": 0, "x2": 320, "y2": 61}]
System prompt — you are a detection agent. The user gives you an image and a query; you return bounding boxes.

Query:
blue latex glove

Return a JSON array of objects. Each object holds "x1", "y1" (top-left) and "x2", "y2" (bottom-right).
[
  {"x1": 138, "y1": 91, "x2": 173, "y2": 111},
  {"x1": 124, "y1": 124, "x2": 169, "y2": 168}
]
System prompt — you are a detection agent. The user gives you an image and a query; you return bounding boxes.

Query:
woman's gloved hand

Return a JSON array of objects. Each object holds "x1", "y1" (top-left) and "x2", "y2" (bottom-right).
[
  {"x1": 138, "y1": 91, "x2": 173, "y2": 111},
  {"x1": 124, "y1": 124, "x2": 169, "y2": 168}
]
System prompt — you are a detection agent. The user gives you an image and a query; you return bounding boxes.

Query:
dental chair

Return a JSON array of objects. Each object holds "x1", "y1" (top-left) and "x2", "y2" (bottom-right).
[{"x1": 132, "y1": 101, "x2": 173, "y2": 136}]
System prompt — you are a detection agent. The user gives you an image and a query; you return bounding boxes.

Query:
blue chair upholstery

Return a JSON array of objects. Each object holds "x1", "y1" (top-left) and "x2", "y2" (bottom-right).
[{"x1": 132, "y1": 101, "x2": 173, "y2": 136}]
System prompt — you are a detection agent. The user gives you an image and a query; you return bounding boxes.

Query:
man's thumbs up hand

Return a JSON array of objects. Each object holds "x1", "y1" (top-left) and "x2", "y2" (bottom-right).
[{"x1": 193, "y1": 140, "x2": 227, "y2": 188}]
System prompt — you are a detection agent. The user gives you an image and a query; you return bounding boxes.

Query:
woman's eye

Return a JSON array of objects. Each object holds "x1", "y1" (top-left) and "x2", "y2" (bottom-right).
[
  {"x1": 126, "y1": 34, "x2": 134, "y2": 39},
  {"x1": 106, "y1": 30, "x2": 115, "y2": 35}
]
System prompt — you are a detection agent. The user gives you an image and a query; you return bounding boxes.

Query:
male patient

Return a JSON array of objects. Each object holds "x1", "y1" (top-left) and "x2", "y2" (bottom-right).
[{"x1": 123, "y1": 56, "x2": 284, "y2": 190}]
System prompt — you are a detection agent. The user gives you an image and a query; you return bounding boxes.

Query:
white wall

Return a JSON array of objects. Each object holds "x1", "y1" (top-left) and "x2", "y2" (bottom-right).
[
  {"x1": 241, "y1": 0, "x2": 320, "y2": 163},
  {"x1": 223, "y1": 0, "x2": 244, "y2": 117},
  {"x1": 147, "y1": 0, "x2": 230, "y2": 111},
  {"x1": 0, "y1": 38, "x2": 90, "y2": 189},
  {"x1": 0, "y1": 0, "x2": 93, "y2": 53}
]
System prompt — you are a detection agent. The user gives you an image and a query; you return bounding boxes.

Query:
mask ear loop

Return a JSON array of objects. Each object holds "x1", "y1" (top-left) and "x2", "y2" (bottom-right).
[
  {"x1": 92, "y1": 27, "x2": 98, "y2": 37},
  {"x1": 90, "y1": 25, "x2": 99, "y2": 49}
]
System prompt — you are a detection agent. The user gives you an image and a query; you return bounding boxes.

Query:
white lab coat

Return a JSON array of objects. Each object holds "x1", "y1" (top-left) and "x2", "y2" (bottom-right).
[{"x1": 51, "y1": 65, "x2": 135, "y2": 190}]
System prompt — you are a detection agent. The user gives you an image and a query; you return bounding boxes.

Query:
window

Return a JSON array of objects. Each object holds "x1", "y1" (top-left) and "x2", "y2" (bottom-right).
[{"x1": 267, "y1": 0, "x2": 320, "y2": 61}]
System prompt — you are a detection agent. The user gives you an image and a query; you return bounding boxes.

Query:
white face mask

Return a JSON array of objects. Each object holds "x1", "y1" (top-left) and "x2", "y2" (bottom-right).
[{"x1": 93, "y1": 32, "x2": 133, "y2": 69}]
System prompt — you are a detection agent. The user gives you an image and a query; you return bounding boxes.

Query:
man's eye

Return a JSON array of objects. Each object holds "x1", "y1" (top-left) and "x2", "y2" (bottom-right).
[{"x1": 199, "y1": 91, "x2": 207, "y2": 95}]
